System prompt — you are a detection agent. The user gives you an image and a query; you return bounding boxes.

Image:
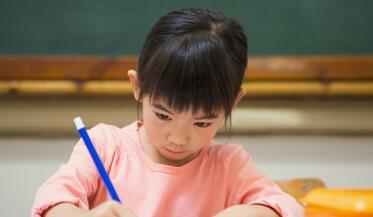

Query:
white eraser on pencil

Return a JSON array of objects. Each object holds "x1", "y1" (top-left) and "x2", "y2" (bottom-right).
[{"x1": 74, "y1": 116, "x2": 85, "y2": 130}]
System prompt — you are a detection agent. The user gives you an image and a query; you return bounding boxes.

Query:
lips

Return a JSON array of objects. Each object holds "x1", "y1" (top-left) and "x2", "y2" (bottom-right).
[{"x1": 164, "y1": 147, "x2": 185, "y2": 154}]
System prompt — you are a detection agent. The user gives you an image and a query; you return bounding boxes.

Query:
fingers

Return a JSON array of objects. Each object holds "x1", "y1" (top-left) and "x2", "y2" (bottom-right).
[
  {"x1": 110, "y1": 201, "x2": 137, "y2": 217},
  {"x1": 91, "y1": 201, "x2": 137, "y2": 217}
]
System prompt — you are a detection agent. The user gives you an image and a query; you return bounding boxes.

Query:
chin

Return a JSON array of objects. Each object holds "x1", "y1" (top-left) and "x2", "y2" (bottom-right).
[{"x1": 160, "y1": 147, "x2": 191, "y2": 161}]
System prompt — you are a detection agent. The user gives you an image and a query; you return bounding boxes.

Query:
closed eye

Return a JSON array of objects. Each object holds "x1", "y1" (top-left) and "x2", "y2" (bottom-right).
[
  {"x1": 194, "y1": 122, "x2": 212, "y2": 128},
  {"x1": 155, "y1": 112, "x2": 171, "y2": 121}
]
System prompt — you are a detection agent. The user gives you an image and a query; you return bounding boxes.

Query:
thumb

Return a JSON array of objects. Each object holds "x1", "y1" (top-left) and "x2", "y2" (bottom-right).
[{"x1": 111, "y1": 201, "x2": 137, "y2": 217}]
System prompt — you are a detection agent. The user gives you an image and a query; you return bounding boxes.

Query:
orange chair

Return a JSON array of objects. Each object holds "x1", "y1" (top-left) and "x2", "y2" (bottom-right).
[
  {"x1": 276, "y1": 178, "x2": 373, "y2": 217},
  {"x1": 276, "y1": 178, "x2": 326, "y2": 203}
]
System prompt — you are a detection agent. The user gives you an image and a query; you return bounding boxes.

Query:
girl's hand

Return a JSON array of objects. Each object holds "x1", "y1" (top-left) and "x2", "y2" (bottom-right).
[
  {"x1": 213, "y1": 204, "x2": 280, "y2": 217},
  {"x1": 44, "y1": 201, "x2": 137, "y2": 217},
  {"x1": 79, "y1": 201, "x2": 137, "y2": 217}
]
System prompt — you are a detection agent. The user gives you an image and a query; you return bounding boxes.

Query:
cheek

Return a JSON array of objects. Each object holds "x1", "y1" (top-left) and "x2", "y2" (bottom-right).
[
  {"x1": 143, "y1": 111, "x2": 166, "y2": 145},
  {"x1": 144, "y1": 112, "x2": 167, "y2": 131},
  {"x1": 192, "y1": 126, "x2": 219, "y2": 147},
  {"x1": 146, "y1": 126, "x2": 162, "y2": 146}
]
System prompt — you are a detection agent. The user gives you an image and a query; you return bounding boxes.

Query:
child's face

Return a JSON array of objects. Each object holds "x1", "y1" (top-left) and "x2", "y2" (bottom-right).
[{"x1": 139, "y1": 96, "x2": 225, "y2": 166}]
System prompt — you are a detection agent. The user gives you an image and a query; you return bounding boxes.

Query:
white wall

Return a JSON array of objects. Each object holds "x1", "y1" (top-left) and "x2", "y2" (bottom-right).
[{"x1": 1, "y1": 135, "x2": 372, "y2": 217}]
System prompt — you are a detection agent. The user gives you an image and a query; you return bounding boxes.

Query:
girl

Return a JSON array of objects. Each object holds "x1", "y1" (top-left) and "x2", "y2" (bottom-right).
[{"x1": 32, "y1": 8, "x2": 304, "y2": 217}]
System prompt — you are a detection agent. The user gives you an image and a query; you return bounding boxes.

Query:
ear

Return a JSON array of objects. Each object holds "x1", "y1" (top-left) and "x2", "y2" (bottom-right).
[
  {"x1": 128, "y1": 69, "x2": 140, "y2": 101},
  {"x1": 233, "y1": 88, "x2": 246, "y2": 109}
]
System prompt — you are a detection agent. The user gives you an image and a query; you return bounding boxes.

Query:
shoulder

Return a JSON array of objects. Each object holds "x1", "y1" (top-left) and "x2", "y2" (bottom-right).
[
  {"x1": 205, "y1": 141, "x2": 253, "y2": 167},
  {"x1": 87, "y1": 123, "x2": 121, "y2": 144},
  {"x1": 85, "y1": 121, "x2": 138, "y2": 152}
]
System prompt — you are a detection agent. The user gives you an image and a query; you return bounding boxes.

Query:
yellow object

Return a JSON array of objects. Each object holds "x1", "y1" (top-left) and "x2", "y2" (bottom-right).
[{"x1": 302, "y1": 188, "x2": 373, "y2": 216}]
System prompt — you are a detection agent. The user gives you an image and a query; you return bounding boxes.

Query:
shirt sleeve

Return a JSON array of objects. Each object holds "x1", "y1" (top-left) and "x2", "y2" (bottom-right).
[
  {"x1": 31, "y1": 124, "x2": 113, "y2": 217},
  {"x1": 225, "y1": 145, "x2": 304, "y2": 217}
]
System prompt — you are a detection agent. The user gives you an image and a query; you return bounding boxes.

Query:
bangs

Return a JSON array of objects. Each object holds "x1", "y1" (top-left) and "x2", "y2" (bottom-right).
[{"x1": 139, "y1": 34, "x2": 237, "y2": 116}]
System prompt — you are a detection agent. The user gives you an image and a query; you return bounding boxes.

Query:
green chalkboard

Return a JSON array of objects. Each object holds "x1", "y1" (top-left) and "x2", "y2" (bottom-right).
[{"x1": 1, "y1": 0, "x2": 372, "y2": 55}]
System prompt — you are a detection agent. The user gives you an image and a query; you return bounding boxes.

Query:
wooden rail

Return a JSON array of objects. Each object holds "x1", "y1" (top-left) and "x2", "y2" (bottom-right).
[
  {"x1": 1, "y1": 80, "x2": 373, "y2": 96},
  {"x1": 1, "y1": 55, "x2": 373, "y2": 96}
]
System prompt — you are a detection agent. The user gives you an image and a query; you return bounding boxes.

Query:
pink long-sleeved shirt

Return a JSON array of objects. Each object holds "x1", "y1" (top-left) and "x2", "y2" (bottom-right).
[{"x1": 32, "y1": 121, "x2": 304, "y2": 217}]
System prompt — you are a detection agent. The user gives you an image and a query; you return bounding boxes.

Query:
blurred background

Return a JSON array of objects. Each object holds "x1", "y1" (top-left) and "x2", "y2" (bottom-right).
[{"x1": 1, "y1": 0, "x2": 373, "y2": 216}]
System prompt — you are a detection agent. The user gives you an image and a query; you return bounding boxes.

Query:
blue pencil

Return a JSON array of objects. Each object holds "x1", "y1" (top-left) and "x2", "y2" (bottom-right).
[{"x1": 73, "y1": 116, "x2": 121, "y2": 203}]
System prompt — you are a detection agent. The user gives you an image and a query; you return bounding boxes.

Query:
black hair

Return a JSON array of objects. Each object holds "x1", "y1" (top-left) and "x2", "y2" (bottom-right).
[{"x1": 137, "y1": 8, "x2": 248, "y2": 126}]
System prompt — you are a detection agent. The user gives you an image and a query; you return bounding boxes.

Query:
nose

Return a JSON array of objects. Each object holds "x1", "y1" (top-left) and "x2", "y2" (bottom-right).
[{"x1": 167, "y1": 124, "x2": 190, "y2": 146}]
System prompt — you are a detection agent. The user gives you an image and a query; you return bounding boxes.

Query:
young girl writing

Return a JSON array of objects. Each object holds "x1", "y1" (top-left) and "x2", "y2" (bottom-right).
[{"x1": 32, "y1": 8, "x2": 304, "y2": 217}]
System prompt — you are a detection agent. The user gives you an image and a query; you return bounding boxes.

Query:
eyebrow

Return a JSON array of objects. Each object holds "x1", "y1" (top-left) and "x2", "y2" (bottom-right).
[{"x1": 152, "y1": 102, "x2": 219, "y2": 120}]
